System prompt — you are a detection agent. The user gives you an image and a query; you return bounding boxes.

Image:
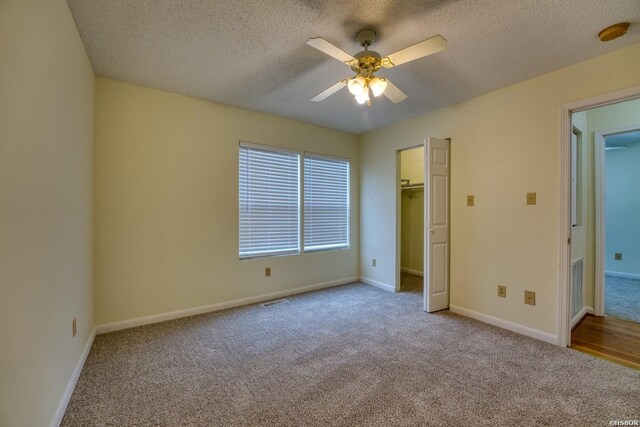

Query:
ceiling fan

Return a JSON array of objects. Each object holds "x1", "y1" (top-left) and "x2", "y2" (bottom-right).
[{"x1": 307, "y1": 29, "x2": 447, "y2": 106}]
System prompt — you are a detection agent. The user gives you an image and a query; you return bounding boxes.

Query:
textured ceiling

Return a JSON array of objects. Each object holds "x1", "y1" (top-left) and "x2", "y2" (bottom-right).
[{"x1": 67, "y1": 0, "x2": 640, "y2": 134}]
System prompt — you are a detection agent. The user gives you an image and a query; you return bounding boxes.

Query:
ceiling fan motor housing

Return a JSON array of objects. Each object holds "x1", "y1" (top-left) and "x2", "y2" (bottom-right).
[{"x1": 351, "y1": 51, "x2": 382, "y2": 77}]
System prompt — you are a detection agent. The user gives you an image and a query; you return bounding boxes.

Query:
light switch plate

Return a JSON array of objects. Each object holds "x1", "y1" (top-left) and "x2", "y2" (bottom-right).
[
  {"x1": 467, "y1": 195, "x2": 475, "y2": 206},
  {"x1": 526, "y1": 192, "x2": 536, "y2": 205}
]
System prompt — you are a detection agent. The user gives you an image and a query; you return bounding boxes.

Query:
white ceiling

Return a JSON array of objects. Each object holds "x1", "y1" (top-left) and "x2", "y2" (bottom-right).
[{"x1": 66, "y1": 0, "x2": 640, "y2": 134}]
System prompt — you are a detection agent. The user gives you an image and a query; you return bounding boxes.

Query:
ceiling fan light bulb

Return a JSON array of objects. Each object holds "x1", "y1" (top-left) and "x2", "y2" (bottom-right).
[
  {"x1": 370, "y1": 77, "x2": 388, "y2": 97},
  {"x1": 347, "y1": 76, "x2": 365, "y2": 96},
  {"x1": 355, "y1": 89, "x2": 370, "y2": 105}
]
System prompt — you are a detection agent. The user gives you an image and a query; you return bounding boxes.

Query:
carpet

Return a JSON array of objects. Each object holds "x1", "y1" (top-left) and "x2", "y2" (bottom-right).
[
  {"x1": 62, "y1": 283, "x2": 639, "y2": 426},
  {"x1": 400, "y1": 271, "x2": 423, "y2": 292},
  {"x1": 605, "y1": 274, "x2": 640, "y2": 324}
]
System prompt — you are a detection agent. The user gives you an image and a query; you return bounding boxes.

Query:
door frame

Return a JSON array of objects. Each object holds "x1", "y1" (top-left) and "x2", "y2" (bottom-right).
[
  {"x1": 593, "y1": 124, "x2": 640, "y2": 316},
  {"x1": 558, "y1": 85, "x2": 640, "y2": 347}
]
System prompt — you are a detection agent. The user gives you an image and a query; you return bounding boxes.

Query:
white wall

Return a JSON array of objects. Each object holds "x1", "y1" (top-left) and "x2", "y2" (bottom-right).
[
  {"x1": 94, "y1": 78, "x2": 359, "y2": 326},
  {"x1": 605, "y1": 141, "x2": 640, "y2": 277},
  {"x1": 0, "y1": 1, "x2": 95, "y2": 426},
  {"x1": 360, "y1": 42, "x2": 640, "y2": 336}
]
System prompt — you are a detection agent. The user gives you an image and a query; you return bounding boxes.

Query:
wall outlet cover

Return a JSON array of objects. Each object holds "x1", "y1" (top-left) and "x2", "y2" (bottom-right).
[
  {"x1": 524, "y1": 290, "x2": 536, "y2": 306},
  {"x1": 498, "y1": 285, "x2": 507, "y2": 298},
  {"x1": 372, "y1": 258, "x2": 377, "y2": 267},
  {"x1": 526, "y1": 192, "x2": 537, "y2": 205},
  {"x1": 614, "y1": 252, "x2": 622, "y2": 261},
  {"x1": 265, "y1": 267, "x2": 271, "y2": 277}
]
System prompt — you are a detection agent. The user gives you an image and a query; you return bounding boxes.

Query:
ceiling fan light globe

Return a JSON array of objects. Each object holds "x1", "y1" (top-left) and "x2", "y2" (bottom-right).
[
  {"x1": 355, "y1": 89, "x2": 370, "y2": 104},
  {"x1": 370, "y1": 77, "x2": 388, "y2": 97},
  {"x1": 347, "y1": 76, "x2": 365, "y2": 96}
]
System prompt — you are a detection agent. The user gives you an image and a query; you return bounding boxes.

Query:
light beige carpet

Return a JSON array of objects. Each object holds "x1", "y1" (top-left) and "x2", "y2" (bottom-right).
[{"x1": 62, "y1": 283, "x2": 639, "y2": 426}]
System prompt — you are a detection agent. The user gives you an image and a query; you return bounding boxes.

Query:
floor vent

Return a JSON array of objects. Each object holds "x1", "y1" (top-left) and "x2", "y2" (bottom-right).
[
  {"x1": 261, "y1": 299, "x2": 289, "y2": 307},
  {"x1": 572, "y1": 258, "x2": 584, "y2": 318}
]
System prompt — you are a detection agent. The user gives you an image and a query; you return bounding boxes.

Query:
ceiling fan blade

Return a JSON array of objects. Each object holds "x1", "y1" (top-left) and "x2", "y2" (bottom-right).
[
  {"x1": 306, "y1": 38, "x2": 354, "y2": 63},
  {"x1": 383, "y1": 79, "x2": 407, "y2": 104},
  {"x1": 311, "y1": 80, "x2": 347, "y2": 102},
  {"x1": 383, "y1": 35, "x2": 447, "y2": 67}
]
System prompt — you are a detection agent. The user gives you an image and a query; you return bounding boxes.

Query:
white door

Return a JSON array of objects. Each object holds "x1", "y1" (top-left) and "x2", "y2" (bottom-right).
[{"x1": 424, "y1": 137, "x2": 450, "y2": 312}]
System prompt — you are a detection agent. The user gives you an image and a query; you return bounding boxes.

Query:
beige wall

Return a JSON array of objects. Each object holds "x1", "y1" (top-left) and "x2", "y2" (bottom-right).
[
  {"x1": 0, "y1": 1, "x2": 95, "y2": 426},
  {"x1": 94, "y1": 78, "x2": 359, "y2": 325},
  {"x1": 400, "y1": 146, "x2": 424, "y2": 185},
  {"x1": 401, "y1": 189, "x2": 424, "y2": 274},
  {"x1": 360, "y1": 43, "x2": 640, "y2": 336}
]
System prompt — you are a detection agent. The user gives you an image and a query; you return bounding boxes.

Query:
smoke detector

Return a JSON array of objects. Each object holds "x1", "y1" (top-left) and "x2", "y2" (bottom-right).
[{"x1": 598, "y1": 22, "x2": 630, "y2": 42}]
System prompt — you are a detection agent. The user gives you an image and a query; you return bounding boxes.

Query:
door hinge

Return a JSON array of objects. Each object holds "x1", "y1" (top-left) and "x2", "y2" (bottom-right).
[{"x1": 568, "y1": 237, "x2": 571, "y2": 245}]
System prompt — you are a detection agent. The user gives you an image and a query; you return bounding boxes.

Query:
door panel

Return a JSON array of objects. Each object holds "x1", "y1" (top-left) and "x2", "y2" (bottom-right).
[{"x1": 424, "y1": 137, "x2": 450, "y2": 312}]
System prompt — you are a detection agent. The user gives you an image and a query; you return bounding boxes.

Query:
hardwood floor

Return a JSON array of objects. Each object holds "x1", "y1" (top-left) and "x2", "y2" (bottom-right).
[{"x1": 571, "y1": 314, "x2": 640, "y2": 370}]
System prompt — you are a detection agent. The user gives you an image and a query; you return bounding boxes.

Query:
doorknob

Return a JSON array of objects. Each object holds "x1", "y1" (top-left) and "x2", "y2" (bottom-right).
[{"x1": 430, "y1": 228, "x2": 434, "y2": 233}]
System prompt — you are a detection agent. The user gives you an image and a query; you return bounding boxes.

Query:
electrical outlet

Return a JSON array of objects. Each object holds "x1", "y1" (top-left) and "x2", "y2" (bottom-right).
[
  {"x1": 526, "y1": 192, "x2": 537, "y2": 205},
  {"x1": 467, "y1": 195, "x2": 475, "y2": 206},
  {"x1": 524, "y1": 290, "x2": 536, "y2": 306},
  {"x1": 615, "y1": 252, "x2": 622, "y2": 261},
  {"x1": 497, "y1": 285, "x2": 507, "y2": 298},
  {"x1": 372, "y1": 259, "x2": 377, "y2": 267},
  {"x1": 265, "y1": 267, "x2": 271, "y2": 277},
  {"x1": 72, "y1": 318, "x2": 77, "y2": 337}
]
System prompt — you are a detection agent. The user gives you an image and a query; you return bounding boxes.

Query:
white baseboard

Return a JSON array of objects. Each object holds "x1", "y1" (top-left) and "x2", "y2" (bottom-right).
[
  {"x1": 449, "y1": 305, "x2": 557, "y2": 345},
  {"x1": 96, "y1": 277, "x2": 358, "y2": 334},
  {"x1": 359, "y1": 276, "x2": 396, "y2": 293},
  {"x1": 400, "y1": 268, "x2": 423, "y2": 277},
  {"x1": 51, "y1": 327, "x2": 96, "y2": 427},
  {"x1": 570, "y1": 305, "x2": 594, "y2": 330},
  {"x1": 605, "y1": 270, "x2": 640, "y2": 280}
]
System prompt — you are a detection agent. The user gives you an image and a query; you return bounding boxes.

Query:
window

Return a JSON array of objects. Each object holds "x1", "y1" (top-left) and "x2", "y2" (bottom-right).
[
  {"x1": 239, "y1": 143, "x2": 299, "y2": 259},
  {"x1": 304, "y1": 154, "x2": 350, "y2": 252}
]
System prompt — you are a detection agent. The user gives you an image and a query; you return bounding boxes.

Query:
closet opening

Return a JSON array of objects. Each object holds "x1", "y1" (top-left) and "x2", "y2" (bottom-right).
[{"x1": 399, "y1": 146, "x2": 425, "y2": 293}]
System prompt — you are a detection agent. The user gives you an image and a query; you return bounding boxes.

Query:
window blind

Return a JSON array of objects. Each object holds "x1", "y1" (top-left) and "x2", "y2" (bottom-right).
[
  {"x1": 304, "y1": 154, "x2": 349, "y2": 252},
  {"x1": 239, "y1": 143, "x2": 299, "y2": 259}
]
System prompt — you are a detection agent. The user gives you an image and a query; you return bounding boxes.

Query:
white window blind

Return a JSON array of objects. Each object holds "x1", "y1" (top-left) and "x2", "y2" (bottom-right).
[
  {"x1": 239, "y1": 143, "x2": 299, "y2": 259},
  {"x1": 304, "y1": 154, "x2": 349, "y2": 252}
]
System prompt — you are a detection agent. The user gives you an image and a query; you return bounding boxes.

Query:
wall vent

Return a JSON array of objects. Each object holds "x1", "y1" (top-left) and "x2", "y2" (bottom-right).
[{"x1": 571, "y1": 258, "x2": 584, "y2": 318}]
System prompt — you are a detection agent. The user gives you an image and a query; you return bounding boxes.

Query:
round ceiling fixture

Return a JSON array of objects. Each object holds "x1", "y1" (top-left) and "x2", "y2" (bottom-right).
[{"x1": 598, "y1": 22, "x2": 630, "y2": 42}]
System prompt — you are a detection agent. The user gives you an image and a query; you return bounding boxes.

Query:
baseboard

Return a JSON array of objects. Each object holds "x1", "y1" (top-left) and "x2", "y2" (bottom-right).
[
  {"x1": 96, "y1": 277, "x2": 358, "y2": 334},
  {"x1": 605, "y1": 270, "x2": 640, "y2": 280},
  {"x1": 359, "y1": 276, "x2": 396, "y2": 293},
  {"x1": 449, "y1": 305, "x2": 557, "y2": 345},
  {"x1": 570, "y1": 305, "x2": 594, "y2": 330},
  {"x1": 400, "y1": 268, "x2": 423, "y2": 277},
  {"x1": 51, "y1": 327, "x2": 96, "y2": 427}
]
